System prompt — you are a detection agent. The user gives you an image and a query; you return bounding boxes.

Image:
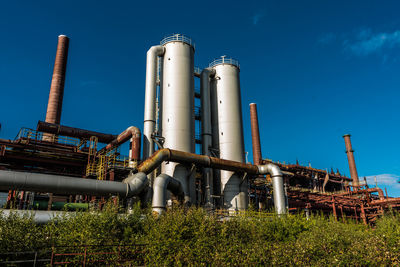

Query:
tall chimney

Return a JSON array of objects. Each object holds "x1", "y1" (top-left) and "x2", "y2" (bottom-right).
[
  {"x1": 343, "y1": 134, "x2": 359, "y2": 189},
  {"x1": 45, "y1": 35, "x2": 69, "y2": 125},
  {"x1": 250, "y1": 103, "x2": 262, "y2": 165}
]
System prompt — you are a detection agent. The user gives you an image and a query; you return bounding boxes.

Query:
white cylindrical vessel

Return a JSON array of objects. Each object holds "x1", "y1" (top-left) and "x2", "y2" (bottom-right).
[
  {"x1": 210, "y1": 57, "x2": 247, "y2": 210},
  {"x1": 160, "y1": 34, "x2": 195, "y2": 204}
]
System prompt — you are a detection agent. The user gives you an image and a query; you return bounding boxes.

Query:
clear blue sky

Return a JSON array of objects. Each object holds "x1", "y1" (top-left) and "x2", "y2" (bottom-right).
[{"x1": 1, "y1": 0, "x2": 400, "y2": 196}]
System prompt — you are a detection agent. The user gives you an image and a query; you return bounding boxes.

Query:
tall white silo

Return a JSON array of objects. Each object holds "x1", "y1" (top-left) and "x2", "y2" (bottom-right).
[
  {"x1": 160, "y1": 34, "x2": 195, "y2": 204},
  {"x1": 210, "y1": 56, "x2": 247, "y2": 210}
]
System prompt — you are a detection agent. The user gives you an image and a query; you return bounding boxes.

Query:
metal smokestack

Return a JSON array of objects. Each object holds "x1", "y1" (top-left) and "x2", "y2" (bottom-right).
[
  {"x1": 343, "y1": 134, "x2": 359, "y2": 188},
  {"x1": 45, "y1": 35, "x2": 69, "y2": 125},
  {"x1": 250, "y1": 103, "x2": 262, "y2": 166}
]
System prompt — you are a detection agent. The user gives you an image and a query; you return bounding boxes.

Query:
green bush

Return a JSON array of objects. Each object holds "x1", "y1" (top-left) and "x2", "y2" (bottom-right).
[{"x1": 1, "y1": 207, "x2": 400, "y2": 265}]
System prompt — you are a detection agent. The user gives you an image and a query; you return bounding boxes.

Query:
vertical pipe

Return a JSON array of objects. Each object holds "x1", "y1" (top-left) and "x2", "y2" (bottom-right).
[
  {"x1": 249, "y1": 103, "x2": 262, "y2": 166},
  {"x1": 45, "y1": 35, "x2": 69, "y2": 125},
  {"x1": 343, "y1": 134, "x2": 359, "y2": 189},
  {"x1": 210, "y1": 77, "x2": 221, "y2": 203},
  {"x1": 200, "y1": 68, "x2": 215, "y2": 206},
  {"x1": 143, "y1": 45, "x2": 165, "y2": 160}
]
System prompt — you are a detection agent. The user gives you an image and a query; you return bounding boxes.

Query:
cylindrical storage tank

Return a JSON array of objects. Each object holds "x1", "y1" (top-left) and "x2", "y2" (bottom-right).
[
  {"x1": 160, "y1": 34, "x2": 195, "y2": 204},
  {"x1": 210, "y1": 57, "x2": 247, "y2": 210}
]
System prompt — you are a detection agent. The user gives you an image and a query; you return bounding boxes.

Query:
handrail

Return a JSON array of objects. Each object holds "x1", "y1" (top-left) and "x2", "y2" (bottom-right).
[
  {"x1": 160, "y1": 34, "x2": 194, "y2": 47},
  {"x1": 209, "y1": 56, "x2": 240, "y2": 69}
]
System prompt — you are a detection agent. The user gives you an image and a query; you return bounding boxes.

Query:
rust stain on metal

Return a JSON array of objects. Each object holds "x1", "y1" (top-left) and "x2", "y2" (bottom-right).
[
  {"x1": 45, "y1": 35, "x2": 69, "y2": 125},
  {"x1": 104, "y1": 127, "x2": 141, "y2": 161},
  {"x1": 137, "y1": 148, "x2": 259, "y2": 175},
  {"x1": 37, "y1": 121, "x2": 117, "y2": 143},
  {"x1": 250, "y1": 103, "x2": 262, "y2": 165},
  {"x1": 343, "y1": 134, "x2": 359, "y2": 188}
]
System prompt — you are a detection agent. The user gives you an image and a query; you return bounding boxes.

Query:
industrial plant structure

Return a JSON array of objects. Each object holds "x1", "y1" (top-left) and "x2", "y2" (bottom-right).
[{"x1": 1, "y1": 34, "x2": 399, "y2": 224}]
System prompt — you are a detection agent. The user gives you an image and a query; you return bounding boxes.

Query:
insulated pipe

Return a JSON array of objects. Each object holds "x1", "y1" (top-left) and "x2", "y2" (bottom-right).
[
  {"x1": 37, "y1": 121, "x2": 117, "y2": 143},
  {"x1": 0, "y1": 210, "x2": 74, "y2": 224},
  {"x1": 137, "y1": 148, "x2": 259, "y2": 175},
  {"x1": 45, "y1": 35, "x2": 69, "y2": 125},
  {"x1": 0, "y1": 170, "x2": 148, "y2": 198},
  {"x1": 143, "y1": 45, "x2": 165, "y2": 160},
  {"x1": 200, "y1": 68, "x2": 216, "y2": 205},
  {"x1": 103, "y1": 126, "x2": 141, "y2": 165},
  {"x1": 249, "y1": 103, "x2": 262, "y2": 166},
  {"x1": 138, "y1": 149, "x2": 286, "y2": 215},
  {"x1": 343, "y1": 134, "x2": 359, "y2": 188},
  {"x1": 258, "y1": 164, "x2": 286, "y2": 215},
  {"x1": 152, "y1": 173, "x2": 184, "y2": 214}
]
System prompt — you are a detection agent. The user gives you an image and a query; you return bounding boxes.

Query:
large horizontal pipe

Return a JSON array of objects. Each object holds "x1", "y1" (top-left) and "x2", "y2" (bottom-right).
[
  {"x1": 0, "y1": 170, "x2": 148, "y2": 198},
  {"x1": 37, "y1": 121, "x2": 117, "y2": 143},
  {"x1": 0, "y1": 210, "x2": 74, "y2": 224},
  {"x1": 0, "y1": 209, "x2": 135, "y2": 224},
  {"x1": 137, "y1": 148, "x2": 259, "y2": 175},
  {"x1": 138, "y1": 149, "x2": 286, "y2": 215}
]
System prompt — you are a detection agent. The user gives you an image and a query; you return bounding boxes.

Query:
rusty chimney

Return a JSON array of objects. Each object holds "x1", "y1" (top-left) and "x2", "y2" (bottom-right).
[
  {"x1": 250, "y1": 103, "x2": 262, "y2": 165},
  {"x1": 45, "y1": 35, "x2": 69, "y2": 125},
  {"x1": 343, "y1": 134, "x2": 359, "y2": 189}
]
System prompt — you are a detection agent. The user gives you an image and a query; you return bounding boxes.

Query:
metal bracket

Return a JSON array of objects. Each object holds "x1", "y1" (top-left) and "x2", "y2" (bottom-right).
[
  {"x1": 151, "y1": 133, "x2": 165, "y2": 149},
  {"x1": 188, "y1": 163, "x2": 196, "y2": 176},
  {"x1": 209, "y1": 147, "x2": 219, "y2": 158},
  {"x1": 239, "y1": 172, "x2": 248, "y2": 186}
]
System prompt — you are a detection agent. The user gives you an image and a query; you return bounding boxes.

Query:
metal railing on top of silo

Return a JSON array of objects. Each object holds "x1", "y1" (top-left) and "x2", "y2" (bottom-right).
[
  {"x1": 160, "y1": 34, "x2": 195, "y2": 48},
  {"x1": 209, "y1": 56, "x2": 240, "y2": 69}
]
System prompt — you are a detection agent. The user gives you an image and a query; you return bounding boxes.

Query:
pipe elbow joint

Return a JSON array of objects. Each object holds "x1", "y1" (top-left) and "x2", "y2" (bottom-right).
[
  {"x1": 126, "y1": 126, "x2": 141, "y2": 138},
  {"x1": 258, "y1": 163, "x2": 282, "y2": 177},
  {"x1": 152, "y1": 174, "x2": 184, "y2": 215},
  {"x1": 123, "y1": 172, "x2": 148, "y2": 198},
  {"x1": 147, "y1": 45, "x2": 165, "y2": 57},
  {"x1": 200, "y1": 68, "x2": 215, "y2": 79}
]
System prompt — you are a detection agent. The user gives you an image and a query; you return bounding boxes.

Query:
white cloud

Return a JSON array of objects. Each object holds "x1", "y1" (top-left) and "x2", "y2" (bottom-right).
[
  {"x1": 344, "y1": 29, "x2": 400, "y2": 56},
  {"x1": 360, "y1": 174, "x2": 400, "y2": 189}
]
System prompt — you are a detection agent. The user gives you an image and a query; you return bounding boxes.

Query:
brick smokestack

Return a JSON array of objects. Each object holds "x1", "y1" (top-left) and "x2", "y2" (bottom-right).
[
  {"x1": 343, "y1": 134, "x2": 359, "y2": 188},
  {"x1": 45, "y1": 35, "x2": 69, "y2": 125},
  {"x1": 250, "y1": 103, "x2": 262, "y2": 165}
]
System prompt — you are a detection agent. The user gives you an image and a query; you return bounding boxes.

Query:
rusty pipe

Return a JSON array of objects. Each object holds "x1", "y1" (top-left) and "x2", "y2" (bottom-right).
[
  {"x1": 137, "y1": 149, "x2": 286, "y2": 214},
  {"x1": 137, "y1": 148, "x2": 259, "y2": 175},
  {"x1": 250, "y1": 103, "x2": 262, "y2": 166},
  {"x1": 37, "y1": 121, "x2": 117, "y2": 143},
  {"x1": 343, "y1": 134, "x2": 359, "y2": 188},
  {"x1": 45, "y1": 35, "x2": 69, "y2": 125},
  {"x1": 104, "y1": 126, "x2": 141, "y2": 162}
]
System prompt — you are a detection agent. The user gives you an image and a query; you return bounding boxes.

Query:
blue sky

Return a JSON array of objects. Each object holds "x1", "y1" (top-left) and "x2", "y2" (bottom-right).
[{"x1": 1, "y1": 0, "x2": 400, "y2": 196}]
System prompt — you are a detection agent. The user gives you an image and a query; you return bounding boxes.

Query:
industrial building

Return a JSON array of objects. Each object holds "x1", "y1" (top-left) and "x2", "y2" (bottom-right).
[{"x1": 1, "y1": 34, "x2": 399, "y2": 224}]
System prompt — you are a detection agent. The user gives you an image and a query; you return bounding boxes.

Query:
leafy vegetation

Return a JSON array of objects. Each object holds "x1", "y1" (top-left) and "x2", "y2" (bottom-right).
[{"x1": 0, "y1": 205, "x2": 399, "y2": 266}]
